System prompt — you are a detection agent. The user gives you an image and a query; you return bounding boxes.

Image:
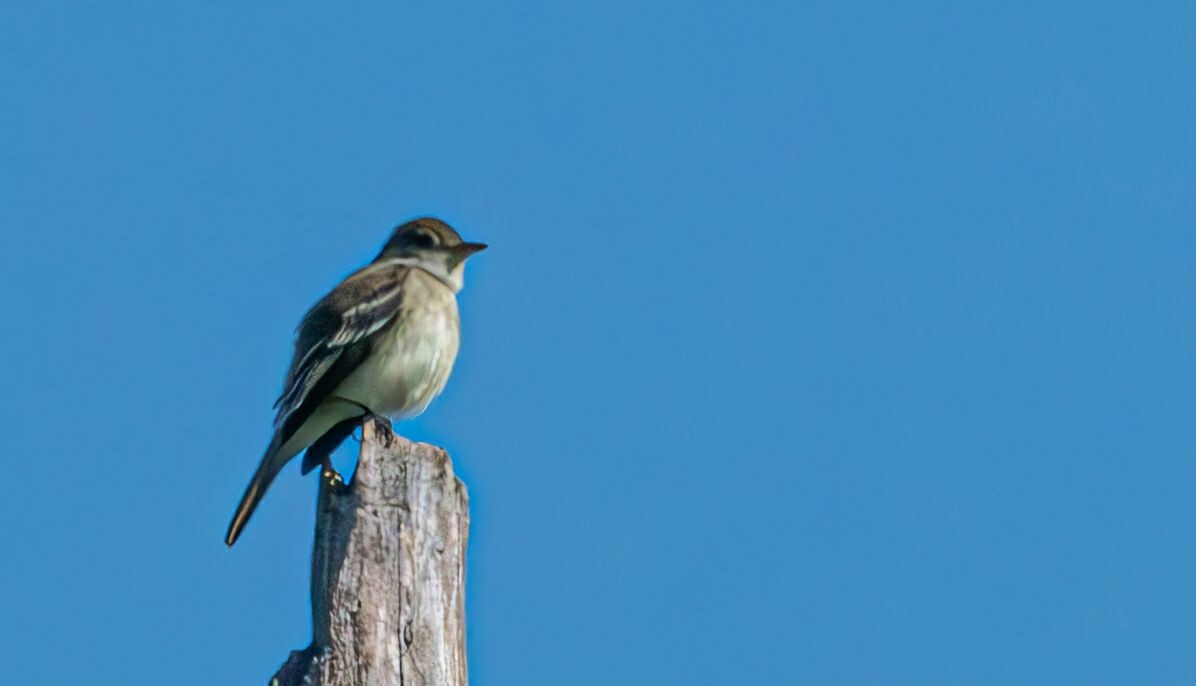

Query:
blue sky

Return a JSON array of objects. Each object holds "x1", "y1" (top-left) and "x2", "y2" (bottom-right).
[{"x1": 2, "y1": 2, "x2": 1193, "y2": 684}]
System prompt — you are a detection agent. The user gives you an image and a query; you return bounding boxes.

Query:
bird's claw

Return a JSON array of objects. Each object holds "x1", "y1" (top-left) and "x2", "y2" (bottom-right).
[
  {"x1": 366, "y1": 412, "x2": 395, "y2": 440},
  {"x1": 321, "y1": 465, "x2": 345, "y2": 489}
]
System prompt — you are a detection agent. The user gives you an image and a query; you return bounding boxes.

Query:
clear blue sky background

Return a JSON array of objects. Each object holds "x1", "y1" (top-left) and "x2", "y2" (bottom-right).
[{"x1": 1, "y1": 2, "x2": 1193, "y2": 684}]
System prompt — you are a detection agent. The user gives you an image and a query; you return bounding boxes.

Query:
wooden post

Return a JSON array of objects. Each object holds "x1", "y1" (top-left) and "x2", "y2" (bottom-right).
[{"x1": 270, "y1": 417, "x2": 470, "y2": 686}]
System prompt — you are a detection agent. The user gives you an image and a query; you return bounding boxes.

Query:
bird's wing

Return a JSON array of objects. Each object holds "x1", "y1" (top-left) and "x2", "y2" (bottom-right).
[
  {"x1": 272, "y1": 259, "x2": 410, "y2": 445},
  {"x1": 225, "y1": 259, "x2": 412, "y2": 547}
]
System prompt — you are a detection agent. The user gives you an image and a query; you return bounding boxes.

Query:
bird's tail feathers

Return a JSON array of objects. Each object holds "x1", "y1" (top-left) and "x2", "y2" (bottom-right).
[
  {"x1": 225, "y1": 400, "x2": 368, "y2": 547},
  {"x1": 224, "y1": 438, "x2": 288, "y2": 547}
]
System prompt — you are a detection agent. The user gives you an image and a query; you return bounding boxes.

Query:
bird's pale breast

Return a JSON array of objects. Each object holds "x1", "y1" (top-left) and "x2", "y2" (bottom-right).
[{"x1": 335, "y1": 269, "x2": 460, "y2": 418}]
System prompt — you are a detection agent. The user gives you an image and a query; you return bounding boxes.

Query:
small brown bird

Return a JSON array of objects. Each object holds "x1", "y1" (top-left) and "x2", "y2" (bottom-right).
[{"x1": 225, "y1": 218, "x2": 486, "y2": 546}]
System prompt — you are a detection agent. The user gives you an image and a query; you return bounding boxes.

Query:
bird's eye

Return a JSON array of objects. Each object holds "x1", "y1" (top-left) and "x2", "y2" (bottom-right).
[{"x1": 408, "y1": 231, "x2": 437, "y2": 248}]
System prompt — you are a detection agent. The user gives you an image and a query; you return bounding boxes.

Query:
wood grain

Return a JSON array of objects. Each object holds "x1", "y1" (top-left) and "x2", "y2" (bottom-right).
[{"x1": 270, "y1": 418, "x2": 469, "y2": 686}]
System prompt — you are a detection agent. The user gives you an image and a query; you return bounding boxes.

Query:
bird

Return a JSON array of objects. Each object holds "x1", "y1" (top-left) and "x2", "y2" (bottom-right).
[{"x1": 225, "y1": 217, "x2": 486, "y2": 547}]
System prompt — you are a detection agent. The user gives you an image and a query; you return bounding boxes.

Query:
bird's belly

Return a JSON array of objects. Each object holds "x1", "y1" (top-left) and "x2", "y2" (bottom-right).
[{"x1": 336, "y1": 294, "x2": 460, "y2": 419}]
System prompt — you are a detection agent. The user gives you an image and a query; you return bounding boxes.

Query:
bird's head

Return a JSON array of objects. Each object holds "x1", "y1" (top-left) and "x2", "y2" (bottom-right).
[{"x1": 377, "y1": 217, "x2": 487, "y2": 291}]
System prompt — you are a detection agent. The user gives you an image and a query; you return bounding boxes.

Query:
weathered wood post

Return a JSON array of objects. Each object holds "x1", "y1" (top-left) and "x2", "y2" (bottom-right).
[{"x1": 270, "y1": 417, "x2": 470, "y2": 686}]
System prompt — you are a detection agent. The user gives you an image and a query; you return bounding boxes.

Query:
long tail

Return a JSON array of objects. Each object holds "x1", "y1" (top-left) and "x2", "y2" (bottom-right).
[
  {"x1": 225, "y1": 437, "x2": 288, "y2": 547},
  {"x1": 226, "y1": 399, "x2": 368, "y2": 546}
]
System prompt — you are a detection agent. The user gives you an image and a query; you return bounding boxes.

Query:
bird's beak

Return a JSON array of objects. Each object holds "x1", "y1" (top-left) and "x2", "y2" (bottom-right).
[{"x1": 454, "y1": 242, "x2": 488, "y2": 257}]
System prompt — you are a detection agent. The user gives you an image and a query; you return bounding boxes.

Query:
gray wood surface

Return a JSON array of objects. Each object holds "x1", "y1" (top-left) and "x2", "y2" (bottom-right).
[{"x1": 270, "y1": 418, "x2": 470, "y2": 686}]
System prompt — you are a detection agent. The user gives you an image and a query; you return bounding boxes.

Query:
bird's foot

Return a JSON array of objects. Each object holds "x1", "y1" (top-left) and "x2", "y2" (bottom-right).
[
  {"x1": 365, "y1": 412, "x2": 395, "y2": 441},
  {"x1": 320, "y1": 461, "x2": 345, "y2": 490}
]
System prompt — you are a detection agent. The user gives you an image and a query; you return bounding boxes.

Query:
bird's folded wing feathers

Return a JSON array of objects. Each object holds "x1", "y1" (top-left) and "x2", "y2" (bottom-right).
[{"x1": 272, "y1": 260, "x2": 410, "y2": 434}]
